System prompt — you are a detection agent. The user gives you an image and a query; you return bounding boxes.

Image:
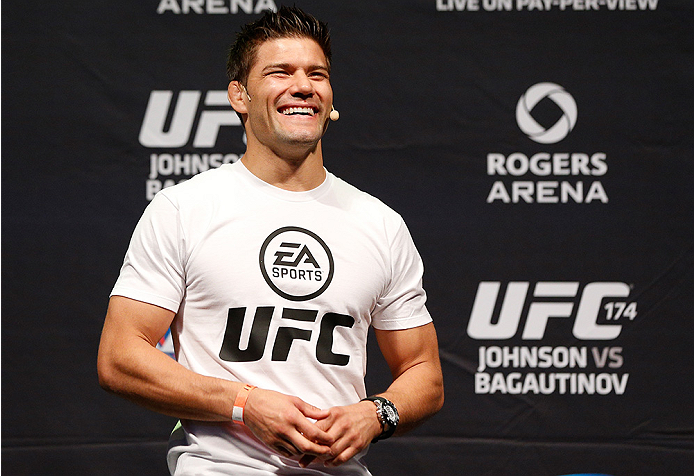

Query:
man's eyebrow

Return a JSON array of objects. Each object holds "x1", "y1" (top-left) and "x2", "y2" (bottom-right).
[{"x1": 261, "y1": 63, "x2": 330, "y2": 73}]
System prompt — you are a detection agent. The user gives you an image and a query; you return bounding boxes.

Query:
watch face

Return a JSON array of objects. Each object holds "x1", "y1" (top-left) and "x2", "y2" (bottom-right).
[
  {"x1": 384, "y1": 404, "x2": 399, "y2": 425},
  {"x1": 367, "y1": 397, "x2": 398, "y2": 441}
]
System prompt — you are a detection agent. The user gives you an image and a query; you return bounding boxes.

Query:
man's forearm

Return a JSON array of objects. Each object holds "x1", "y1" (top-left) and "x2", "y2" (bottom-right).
[
  {"x1": 378, "y1": 359, "x2": 444, "y2": 434},
  {"x1": 98, "y1": 331, "x2": 240, "y2": 421}
]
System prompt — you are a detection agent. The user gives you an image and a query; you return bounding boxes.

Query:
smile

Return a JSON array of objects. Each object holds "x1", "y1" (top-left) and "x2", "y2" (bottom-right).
[{"x1": 279, "y1": 106, "x2": 317, "y2": 116}]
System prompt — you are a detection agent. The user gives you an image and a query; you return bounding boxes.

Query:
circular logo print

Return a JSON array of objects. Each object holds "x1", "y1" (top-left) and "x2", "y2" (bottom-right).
[
  {"x1": 259, "y1": 226, "x2": 334, "y2": 301},
  {"x1": 516, "y1": 82, "x2": 577, "y2": 144}
]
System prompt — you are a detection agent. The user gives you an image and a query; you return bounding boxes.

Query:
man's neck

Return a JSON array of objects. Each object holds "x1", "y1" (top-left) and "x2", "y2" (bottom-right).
[{"x1": 240, "y1": 143, "x2": 326, "y2": 192}]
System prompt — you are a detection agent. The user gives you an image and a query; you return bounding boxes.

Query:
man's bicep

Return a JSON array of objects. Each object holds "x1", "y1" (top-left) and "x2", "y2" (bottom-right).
[
  {"x1": 374, "y1": 323, "x2": 440, "y2": 379},
  {"x1": 101, "y1": 295, "x2": 175, "y2": 348}
]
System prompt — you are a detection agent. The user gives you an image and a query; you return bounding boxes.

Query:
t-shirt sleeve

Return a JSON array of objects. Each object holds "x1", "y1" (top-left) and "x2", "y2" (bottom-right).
[
  {"x1": 371, "y1": 219, "x2": 432, "y2": 330},
  {"x1": 110, "y1": 192, "x2": 186, "y2": 313}
]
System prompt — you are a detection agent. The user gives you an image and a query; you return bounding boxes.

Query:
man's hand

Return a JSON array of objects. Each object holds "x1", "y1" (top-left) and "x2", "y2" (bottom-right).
[
  {"x1": 298, "y1": 400, "x2": 382, "y2": 468},
  {"x1": 243, "y1": 388, "x2": 335, "y2": 460}
]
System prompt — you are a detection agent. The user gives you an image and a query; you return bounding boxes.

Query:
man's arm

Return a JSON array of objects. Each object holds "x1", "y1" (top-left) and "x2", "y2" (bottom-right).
[
  {"x1": 373, "y1": 322, "x2": 444, "y2": 433},
  {"x1": 98, "y1": 296, "x2": 234, "y2": 420},
  {"x1": 308, "y1": 322, "x2": 444, "y2": 467},
  {"x1": 97, "y1": 296, "x2": 334, "y2": 458}
]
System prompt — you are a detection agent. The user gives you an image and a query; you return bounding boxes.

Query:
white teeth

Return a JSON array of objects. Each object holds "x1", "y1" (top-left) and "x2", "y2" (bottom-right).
[{"x1": 282, "y1": 107, "x2": 314, "y2": 116}]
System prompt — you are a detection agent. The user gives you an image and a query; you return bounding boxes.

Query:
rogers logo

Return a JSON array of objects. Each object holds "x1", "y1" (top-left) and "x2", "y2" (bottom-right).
[
  {"x1": 259, "y1": 227, "x2": 334, "y2": 301},
  {"x1": 516, "y1": 83, "x2": 578, "y2": 144}
]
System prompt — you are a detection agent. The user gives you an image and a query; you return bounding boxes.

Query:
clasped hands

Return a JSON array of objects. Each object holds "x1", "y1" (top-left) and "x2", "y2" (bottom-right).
[{"x1": 242, "y1": 388, "x2": 382, "y2": 468}]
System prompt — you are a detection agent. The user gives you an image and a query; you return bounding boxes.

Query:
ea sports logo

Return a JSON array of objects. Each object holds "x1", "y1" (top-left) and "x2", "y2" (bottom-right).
[
  {"x1": 259, "y1": 226, "x2": 334, "y2": 301},
  {"x1": 516, "y1": 83, "x2": 577, "y2": 144}
]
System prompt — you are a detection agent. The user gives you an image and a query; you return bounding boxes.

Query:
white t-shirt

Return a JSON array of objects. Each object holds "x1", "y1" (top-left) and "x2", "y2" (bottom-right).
[{"x1": 112, "y1": 160, "x2": 432, "y2": 475}]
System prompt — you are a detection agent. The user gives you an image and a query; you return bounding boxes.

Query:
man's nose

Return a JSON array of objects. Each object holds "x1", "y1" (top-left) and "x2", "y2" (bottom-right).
[{"x1": 290, "y1": 72, "x2": 314, "y2": 97}]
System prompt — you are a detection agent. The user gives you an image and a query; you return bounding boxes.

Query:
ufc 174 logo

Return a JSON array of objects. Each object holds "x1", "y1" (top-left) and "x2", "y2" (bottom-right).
[
  {"x1": 467, "y1": 282, "x2": 637, "y2": 340},
  {"x1": 219, "y1": 307, "x2": 355, "y2": 366}
]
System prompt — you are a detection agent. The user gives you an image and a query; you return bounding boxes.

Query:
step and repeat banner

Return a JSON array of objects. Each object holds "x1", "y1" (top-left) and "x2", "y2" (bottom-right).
[{"x1": 3, "y1": 1, "x2": 693, "y2": 475}]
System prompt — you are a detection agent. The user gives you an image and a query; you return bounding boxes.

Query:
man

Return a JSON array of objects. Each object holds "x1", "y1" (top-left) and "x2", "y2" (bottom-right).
[{"x1": 98, "y1": 6, "x2": 443, "y2": 475}]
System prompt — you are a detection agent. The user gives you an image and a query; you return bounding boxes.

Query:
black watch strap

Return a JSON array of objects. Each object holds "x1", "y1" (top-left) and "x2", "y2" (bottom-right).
[{"x1": 361, "y1": 396, "x2": 399, "y2": 442}]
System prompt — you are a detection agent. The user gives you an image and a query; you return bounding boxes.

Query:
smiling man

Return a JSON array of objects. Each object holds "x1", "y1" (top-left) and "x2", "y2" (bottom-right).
[
  {"x1": 238, "y1": 37, "x2": 331, "y2": 153},
  {"x1": 98, "y1": 6, "x2": 443, "y2": 476}
]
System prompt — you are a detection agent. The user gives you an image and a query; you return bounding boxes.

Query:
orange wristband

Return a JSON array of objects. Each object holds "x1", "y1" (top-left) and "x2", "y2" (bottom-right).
[{"x1": 232, "y1": 384, "x2": 256, "y2": 425}]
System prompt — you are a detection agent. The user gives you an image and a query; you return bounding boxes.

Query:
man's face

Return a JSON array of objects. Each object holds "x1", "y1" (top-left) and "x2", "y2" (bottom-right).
[{"x1": 242, "y1": 37, "x2": 333, "y2": 155}]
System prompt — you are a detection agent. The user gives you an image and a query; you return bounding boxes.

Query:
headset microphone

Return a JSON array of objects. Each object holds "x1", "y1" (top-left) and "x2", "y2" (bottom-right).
[{"x1": 239, "y1": 84, "x2": 251, "y2": 102}]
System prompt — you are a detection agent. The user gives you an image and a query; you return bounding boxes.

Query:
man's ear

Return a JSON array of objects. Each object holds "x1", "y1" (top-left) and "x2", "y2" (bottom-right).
[{"x1": 228, "y1": 81, "x2": 249, "y2": 114}]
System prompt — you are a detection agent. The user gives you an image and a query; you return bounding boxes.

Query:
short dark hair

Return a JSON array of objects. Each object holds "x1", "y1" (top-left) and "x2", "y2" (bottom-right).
[{"x1": 226, "y1": 6, "x2": 332, "y2": 85}]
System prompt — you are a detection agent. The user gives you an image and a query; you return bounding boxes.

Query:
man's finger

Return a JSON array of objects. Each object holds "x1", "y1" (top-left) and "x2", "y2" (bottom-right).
[
  {"x1": 294, "y1": 398, "x2": 331, "y2": 421},
  {"x1": 291, "y1": 431, "x2": 333, "y2": 457},
  {"x1": 295, "y1": 417, "x2": 334, "y2": 446},
  {"x1": 325, "y1": 445, "x2": 362, "y2": 467}
]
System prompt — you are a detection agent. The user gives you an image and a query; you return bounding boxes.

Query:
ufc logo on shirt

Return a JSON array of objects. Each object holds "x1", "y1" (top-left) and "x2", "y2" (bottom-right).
[{"x1": 219, "y1": 307, "x2": 355, "y2": 366}]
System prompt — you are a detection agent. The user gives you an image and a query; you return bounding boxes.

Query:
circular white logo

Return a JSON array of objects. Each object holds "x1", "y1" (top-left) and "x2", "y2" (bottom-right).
[
  {"x1": 259, "y1": 226, "x2": 334, "y2": 301},
  {"x1": 516, "y1": 83, "x2": 577, "y2": 144}
]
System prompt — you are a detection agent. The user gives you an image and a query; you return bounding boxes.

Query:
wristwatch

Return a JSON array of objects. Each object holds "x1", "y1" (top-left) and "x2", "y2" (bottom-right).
[{"x1": 362, "y1": 396, "x2": 399, "y2": 442}]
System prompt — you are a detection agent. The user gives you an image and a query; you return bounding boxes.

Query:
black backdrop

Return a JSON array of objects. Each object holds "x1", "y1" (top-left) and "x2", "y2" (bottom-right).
[{"x1": 3, "y1": 1, "x2": 694, "y2": 475}]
